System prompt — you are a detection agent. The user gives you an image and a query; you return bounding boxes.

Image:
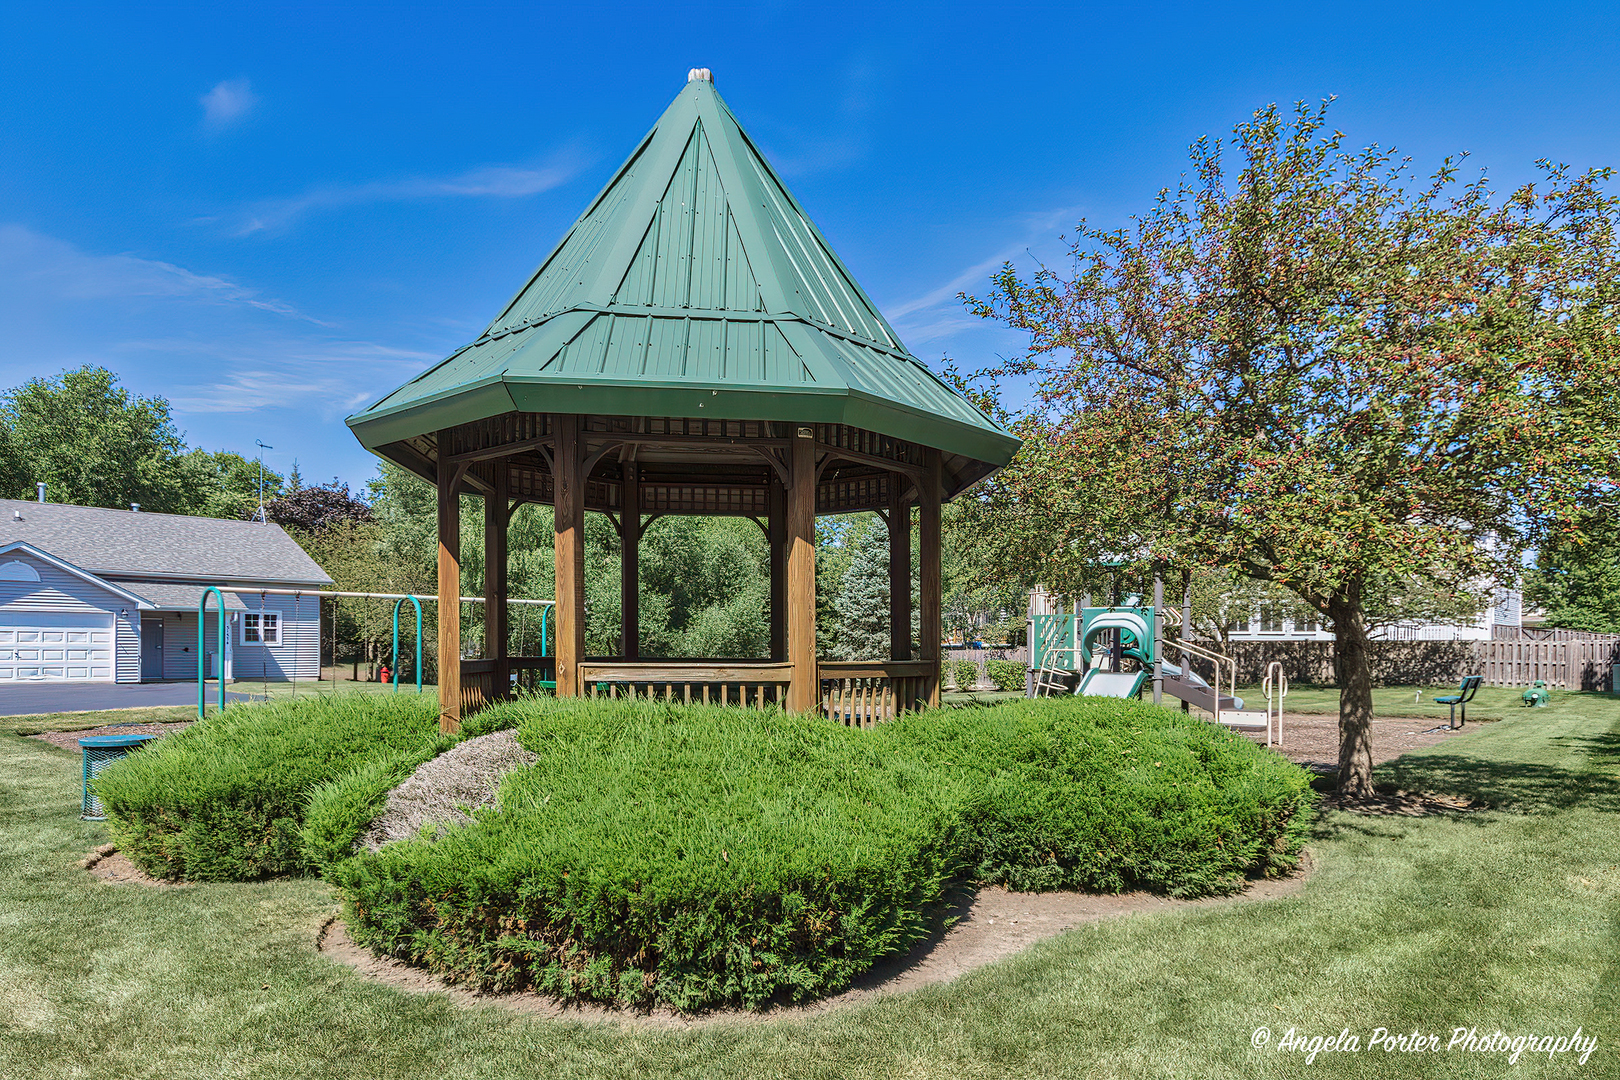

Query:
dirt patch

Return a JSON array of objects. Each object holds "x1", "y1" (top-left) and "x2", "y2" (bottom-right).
[
  {"x1": 317, "y1": 853, "x2": 1312, "y2": 1027},
  {"x1": 360, "y1": 729, "x2": 537, "y2": 851},
  {"x1": 1244, "y1": 712, "x2": 1468, "y2": 773},
  {"x1": 80, "y1": 846, "x2": 171, "y2": 887},
  {"x1": 29, "y1": 721, "x2": 193, "y2": 753}
]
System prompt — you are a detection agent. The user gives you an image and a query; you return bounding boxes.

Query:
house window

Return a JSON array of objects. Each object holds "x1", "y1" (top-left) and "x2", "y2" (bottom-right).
[
  {"x1": 1299, "y1": 615, "x2": 1318, "y2": 633},
  {"x1": 1259, "y1": 607, "x2": 1284, "y2": 633},
  {"x1": 242, "y1": 611, "x2": 280, "y2": 645}
]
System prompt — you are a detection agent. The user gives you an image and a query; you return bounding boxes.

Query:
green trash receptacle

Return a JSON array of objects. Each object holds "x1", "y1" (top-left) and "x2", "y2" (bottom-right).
[{"x1": 80, "y1": 733, "x2": 156, "y2": 821}]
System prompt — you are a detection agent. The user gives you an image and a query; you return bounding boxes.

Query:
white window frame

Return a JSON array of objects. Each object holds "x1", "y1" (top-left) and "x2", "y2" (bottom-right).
[{"x1": 241, "y1": 610, "x2": 280, "y2": 646}]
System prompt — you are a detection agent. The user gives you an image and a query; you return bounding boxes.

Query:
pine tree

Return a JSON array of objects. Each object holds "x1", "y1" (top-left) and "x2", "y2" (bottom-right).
[{"x1": 832, "y1": 522, "x2": 892, "y2": 660}]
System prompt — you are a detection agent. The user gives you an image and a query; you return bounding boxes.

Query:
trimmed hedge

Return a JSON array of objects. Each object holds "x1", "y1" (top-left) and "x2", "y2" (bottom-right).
[
  {"x1": 984, "y1": 658, "x2": 1026, "y2": 691},
  {"x1": 97, "y1": 694, "x2": 447, "y2": 881},
  {"x1": 947, "y1": 658, "x2": 980, "y2": 691},
  {"x1": 883, "y1": 699, "x2": 1314, "y2": 897},
  {"x1": 332, "y1": 698, "x2": 972, "y2": 1011},
  {"x1": 330, "y1": 694, "x2": 1313, "y2": 1010}
]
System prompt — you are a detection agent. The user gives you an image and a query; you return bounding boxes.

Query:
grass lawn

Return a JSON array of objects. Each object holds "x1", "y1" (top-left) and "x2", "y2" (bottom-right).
[
  {"x1": 1, "y1": 699, "x2": 1615, "y2": 1078},
  {"x1": 1242, "y1": 682, "x2": 1618, "y2": 724},
  {"x1": 227, "y1": 679, "x2": 431, "y2": 702},
  {"x1": 0, "y1": 706, "x2": 196, "y2": 737}
]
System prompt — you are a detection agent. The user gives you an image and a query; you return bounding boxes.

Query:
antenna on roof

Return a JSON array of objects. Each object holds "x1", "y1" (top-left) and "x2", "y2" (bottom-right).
[{"x1": 255, "y1": 440, "x2": 273, "y2": 525}]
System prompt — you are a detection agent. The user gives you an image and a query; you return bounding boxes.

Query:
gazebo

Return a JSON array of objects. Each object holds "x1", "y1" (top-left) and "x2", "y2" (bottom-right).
[{"x1": 346, "y1": 69, "x2": 1019, "y2": 732}]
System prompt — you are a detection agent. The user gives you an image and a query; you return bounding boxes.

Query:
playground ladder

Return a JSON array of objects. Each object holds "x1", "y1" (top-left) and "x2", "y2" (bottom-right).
[{"x1": 1033, "y1": 613, "x2": 1079, "y2": 697}]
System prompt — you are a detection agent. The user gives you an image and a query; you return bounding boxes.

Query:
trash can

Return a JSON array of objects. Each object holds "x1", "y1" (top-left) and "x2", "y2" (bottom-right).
[{"x1": 79, "y1": 733, "x2": 157, "y2": 821}]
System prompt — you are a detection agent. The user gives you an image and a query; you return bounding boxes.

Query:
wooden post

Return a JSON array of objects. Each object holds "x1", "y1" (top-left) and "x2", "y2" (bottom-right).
[
  {"x1": 888, "y1": 479, "x2": 912, "y2": 661},
  {"x1": 553, "y1": 414, "x2": 585, "y2": 697},
  {"x1": 485, "y1": 461, "x2": 509, "y2": 699},
  {"x1": 919, "y1": 447, "x2": 942, "y2": 707},
  {"x1": 621, "y1": 461, "x2": 639, "y2": 660},
  {"x1": 436, "y1": 434, "x2": 462, "y2": 734},
  {"x1": 786, "y1": 431, "x2": 817, "y2": 712},
  {"x1": 768, "y1": 475, "x2": 786, "y2": 661}
]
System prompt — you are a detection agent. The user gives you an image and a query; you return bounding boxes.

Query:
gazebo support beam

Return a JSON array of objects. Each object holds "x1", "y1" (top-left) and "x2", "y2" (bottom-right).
[
  {"x1": 919, "y1": 447, "x2": 942, "y2": 708},
  {"x1": 485, "y1": 462, "x2": 509, "y2": 698},
  {"x1": 786, "y1": 432, "x2": 816, "y2": 711},
  {"x1": 888, "y1": 482, "x2": 912, "y2": 662},
  {"x1": 622, "y1": 461, "x2": 639, "y2": 659},
  {"x1": 436, "y1": 435, "x2": 462, "y2": 734},
  {"x1": 769, "y1": 476, "x2": 786, "y2": 661},
  {"x1": 554, "y1": 414, "x2": 585, "y2": 696}
]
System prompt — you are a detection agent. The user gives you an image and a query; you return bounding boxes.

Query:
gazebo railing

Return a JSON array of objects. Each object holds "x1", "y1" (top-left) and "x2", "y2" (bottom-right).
[
  {"x1": 577, "y1": 661, "x2": 792, "y2": 708},
  {"x1": 818, "y1": 660, "x2": 936, "y2": 727}
]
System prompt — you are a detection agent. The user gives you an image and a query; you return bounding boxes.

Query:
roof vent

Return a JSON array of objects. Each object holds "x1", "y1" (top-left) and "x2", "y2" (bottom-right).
[
  {"x1": 130, "y1": 503, "x2": 141, "y2": 513},
  {"x1": 36, "y1": 482, "x2": 46, "y2": 503},
  {"x1": 687, "y1": 67, "x2": 713, "y2": 84},
  {"x1": 11, "y1": 510, "x2": 20, "y2": 522}
]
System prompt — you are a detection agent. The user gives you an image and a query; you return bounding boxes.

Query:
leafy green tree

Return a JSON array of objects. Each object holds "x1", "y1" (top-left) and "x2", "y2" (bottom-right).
[
  {"x1": 831, "y1": 520, "x2": 891, "y2": 660},
  {"x1": 182, "y1": 450, "x2": 283, "y2": 520},
  {"x1": 0, "y1": 366, "x2": 200, "y2": 511},
  {"x1": 1527, "y1": 513, "x2": 1620, "y2": 631},
  {"x1": 957, "y1": 102, "x2": 1620, "y2": 797}
]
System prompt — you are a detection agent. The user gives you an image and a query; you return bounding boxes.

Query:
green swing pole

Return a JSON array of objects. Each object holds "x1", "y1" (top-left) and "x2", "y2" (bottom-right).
[
  {"x1": 197, "y1": 586, "x2": 227, "y2": 718},
  {"x1": 391, "y1": 596, "x2": 423, "y2": 694}
]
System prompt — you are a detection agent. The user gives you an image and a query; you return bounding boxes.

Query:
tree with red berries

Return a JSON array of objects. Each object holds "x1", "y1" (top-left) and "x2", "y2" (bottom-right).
[{"x1": 957, "y1": 101, "x2": 1620, "y2": 797}]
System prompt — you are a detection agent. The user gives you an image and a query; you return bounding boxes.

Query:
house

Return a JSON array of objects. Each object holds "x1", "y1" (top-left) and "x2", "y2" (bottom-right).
[
  {"x1": 0, "y1": 499, "x2": 331, "y2": 683},
  {"x1": 1224, "y1": 585, "x2": 1524, "y2": 643}
]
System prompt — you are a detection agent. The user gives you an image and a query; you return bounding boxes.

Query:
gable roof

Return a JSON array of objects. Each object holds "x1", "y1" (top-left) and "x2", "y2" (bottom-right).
[
  {"x1": 0, "y1": 541, "x2": 155, "y2": 609},
  {"x1": 0, "y1": 501, "x2": 332, "y2": 587},
  {"x1": 346, "y1": 73, "x2": 1020, "y2": 473}
]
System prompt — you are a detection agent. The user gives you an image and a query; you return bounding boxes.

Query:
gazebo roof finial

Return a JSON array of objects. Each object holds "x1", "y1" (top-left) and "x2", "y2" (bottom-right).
[{"x1": 687, "y1": 67, "x2": 713, "y2": 83}]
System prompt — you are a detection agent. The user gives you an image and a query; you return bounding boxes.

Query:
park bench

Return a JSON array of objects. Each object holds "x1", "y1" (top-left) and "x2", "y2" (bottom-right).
[{"x1": 1435, "y1": 674, "x2": 1484, "y2": 729}]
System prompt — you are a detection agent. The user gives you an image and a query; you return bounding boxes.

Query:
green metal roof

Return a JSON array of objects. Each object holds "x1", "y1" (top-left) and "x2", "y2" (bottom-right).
[{"x1": 346, "y1": 72, "x2": 1020, "y2": 470}]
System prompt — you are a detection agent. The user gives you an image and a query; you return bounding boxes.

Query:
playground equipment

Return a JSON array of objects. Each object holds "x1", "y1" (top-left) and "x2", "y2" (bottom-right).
[
  {"x1": 391, "y1": 596, "x2": 424, "y2": 694},
  {"x1": 1436, "y1": 674, "x2": 1484, "y2": 728},
  {"x1": 1521, "y1": 679, "x2": 1549, "y2": 708},
  {"x1": 1030, "y1": 599, "x2": 1281, "y2": 745},
  {"x1": 198, "y1": 586, "x2": 228, "y2": 718}
]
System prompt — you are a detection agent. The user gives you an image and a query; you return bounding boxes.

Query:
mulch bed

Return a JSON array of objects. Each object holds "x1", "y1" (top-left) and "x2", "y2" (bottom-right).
[{"x1": 28, "y1": 721, "x2": 193, "y2": 753}]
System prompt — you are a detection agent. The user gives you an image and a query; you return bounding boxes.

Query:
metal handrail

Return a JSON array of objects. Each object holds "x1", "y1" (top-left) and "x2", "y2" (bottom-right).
[
  {"x1": 1262, "y1": 661, "x2": 1288, "y2": 747},
  {"x1": 1160, "y1": 634, "x2": 1238, "y2": 727}
]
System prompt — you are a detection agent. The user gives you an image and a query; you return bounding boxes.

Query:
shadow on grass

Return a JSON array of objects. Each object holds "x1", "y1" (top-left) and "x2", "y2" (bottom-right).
[{"x1": 1378, "y1": 730, "x2": 1620, "y2": 816}]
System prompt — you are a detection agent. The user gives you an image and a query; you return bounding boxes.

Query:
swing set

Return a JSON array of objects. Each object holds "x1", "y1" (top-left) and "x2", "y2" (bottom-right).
[{"x1": 195, "y1": 587, "x2": 554, "y2": 718}]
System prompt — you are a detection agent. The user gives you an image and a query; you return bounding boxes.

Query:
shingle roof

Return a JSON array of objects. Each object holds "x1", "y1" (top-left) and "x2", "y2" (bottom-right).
[
  {"x1": 0, "y1": 501, "x2": 332, "y2": 586},
  {"x1": 103, "y1": 581, "x2": 252, "y2": 612},
  {"x1": 346, "y1": 73, "x2": 1021, "y2": 471}
]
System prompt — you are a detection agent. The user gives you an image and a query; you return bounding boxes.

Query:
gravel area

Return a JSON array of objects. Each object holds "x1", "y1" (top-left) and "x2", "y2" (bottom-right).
[
  {"x1": 28, "y1": 722, "x2": 193, "y2": 753},
  {"x1": 360, "y1": 729, "x2": 538, "y2": 851}
]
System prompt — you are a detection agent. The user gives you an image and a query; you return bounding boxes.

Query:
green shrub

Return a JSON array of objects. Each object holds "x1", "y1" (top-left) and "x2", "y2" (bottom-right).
[
  {"x1": 881, "y1": 697, "x2": 1314, "y2": 897},
  {"x1": 334, "y1": 694, "x2": 1313, "y2": 1010},
  {"x1": 334, "y1": 699, "x2": 972, "y2": 1011},
  {"x1": 984, "y1": 658, "x2": 1026, "y2": 691},
  {"x1": 97, "y1": 694, "x2": 444, "y2": 881},
  {"x1": 948, "y1": 658, "x2": 980, "y2": 691}
]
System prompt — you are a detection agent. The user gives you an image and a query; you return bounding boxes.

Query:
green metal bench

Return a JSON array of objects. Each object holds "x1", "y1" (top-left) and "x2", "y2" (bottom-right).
[{"x1": 1435, "y1": 674, "x2": 1484, "y2": 729}]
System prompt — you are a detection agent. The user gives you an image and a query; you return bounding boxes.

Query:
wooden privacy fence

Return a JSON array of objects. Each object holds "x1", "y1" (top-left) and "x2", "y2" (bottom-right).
[
  {"x1": 1223, "y1": 633, "x2": 1620, "y2": 691},
  {"x1": 819, "y1": 661, "x2": 936, "y2": 727},
  {"x1": 1477, "y1": 636, "x2": 1620, "y2": 691}
]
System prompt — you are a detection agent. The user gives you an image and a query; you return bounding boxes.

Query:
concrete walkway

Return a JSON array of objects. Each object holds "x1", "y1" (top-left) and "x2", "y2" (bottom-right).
[{"x1": 0, "y1": 681, "x2": 254, "y2": 717}]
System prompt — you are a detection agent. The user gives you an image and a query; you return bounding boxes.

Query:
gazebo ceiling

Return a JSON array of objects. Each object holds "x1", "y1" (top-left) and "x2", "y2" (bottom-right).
[{"x1": 347, "y1": 71, "x2": 1020, "y2": 495}]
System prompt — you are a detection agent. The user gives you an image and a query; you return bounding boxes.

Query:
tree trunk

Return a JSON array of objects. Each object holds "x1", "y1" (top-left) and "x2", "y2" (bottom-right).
[{"x1": 1330, "y1": 600, "x2": 1375, "y2": 798}]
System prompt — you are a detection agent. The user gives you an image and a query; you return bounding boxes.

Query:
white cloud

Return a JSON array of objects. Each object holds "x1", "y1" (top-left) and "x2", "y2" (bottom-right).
[
  {"x1": 225, "y1": 152, "x2": 588, "y2": 235},
  {"x1": 201, "y1": 78, "x2": 259, "y2": 129},
  {"x1": 886, "y1": 206, "x2": 1082, "y2": 346},
  {"x1": 0, "y1": 224, "x2": 316, "y2": 321}
]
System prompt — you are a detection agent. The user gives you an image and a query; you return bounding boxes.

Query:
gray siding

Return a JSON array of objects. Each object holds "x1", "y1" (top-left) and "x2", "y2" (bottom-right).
[
  {"x1": 116, "y1": 610, "x2": 139, "y2": 683},
  {"x1": 160, "y1": 610, "x2": 234, "y2": 681},
  {"x1": 0, "y1": 551, "x2": 128, "y2": 616},
  {"x1": 233, "y1": 593, "x2": 321, "y2": 680}
]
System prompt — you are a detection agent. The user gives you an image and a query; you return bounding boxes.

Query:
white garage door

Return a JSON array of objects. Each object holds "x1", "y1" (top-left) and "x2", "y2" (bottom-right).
[{"x1": 0, "y1": 611, "x2": 115, "y2": 681}]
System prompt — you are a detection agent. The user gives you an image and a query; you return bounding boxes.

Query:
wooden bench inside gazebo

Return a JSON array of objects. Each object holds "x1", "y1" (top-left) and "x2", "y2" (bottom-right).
[{"x1": 346, "y1": 69, "x2": 1019, "y2": 733}]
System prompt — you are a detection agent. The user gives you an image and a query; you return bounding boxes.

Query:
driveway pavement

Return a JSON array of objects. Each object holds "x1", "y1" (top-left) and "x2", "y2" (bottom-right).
[{"x1": 0, "y1": 681, "x2": 255, "y2": 717}]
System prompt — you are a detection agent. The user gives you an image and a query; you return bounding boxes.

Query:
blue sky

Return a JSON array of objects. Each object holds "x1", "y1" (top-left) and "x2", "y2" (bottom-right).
[{"x1": 2, "y1": 2, "x2": 1616, "y2": 489}]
